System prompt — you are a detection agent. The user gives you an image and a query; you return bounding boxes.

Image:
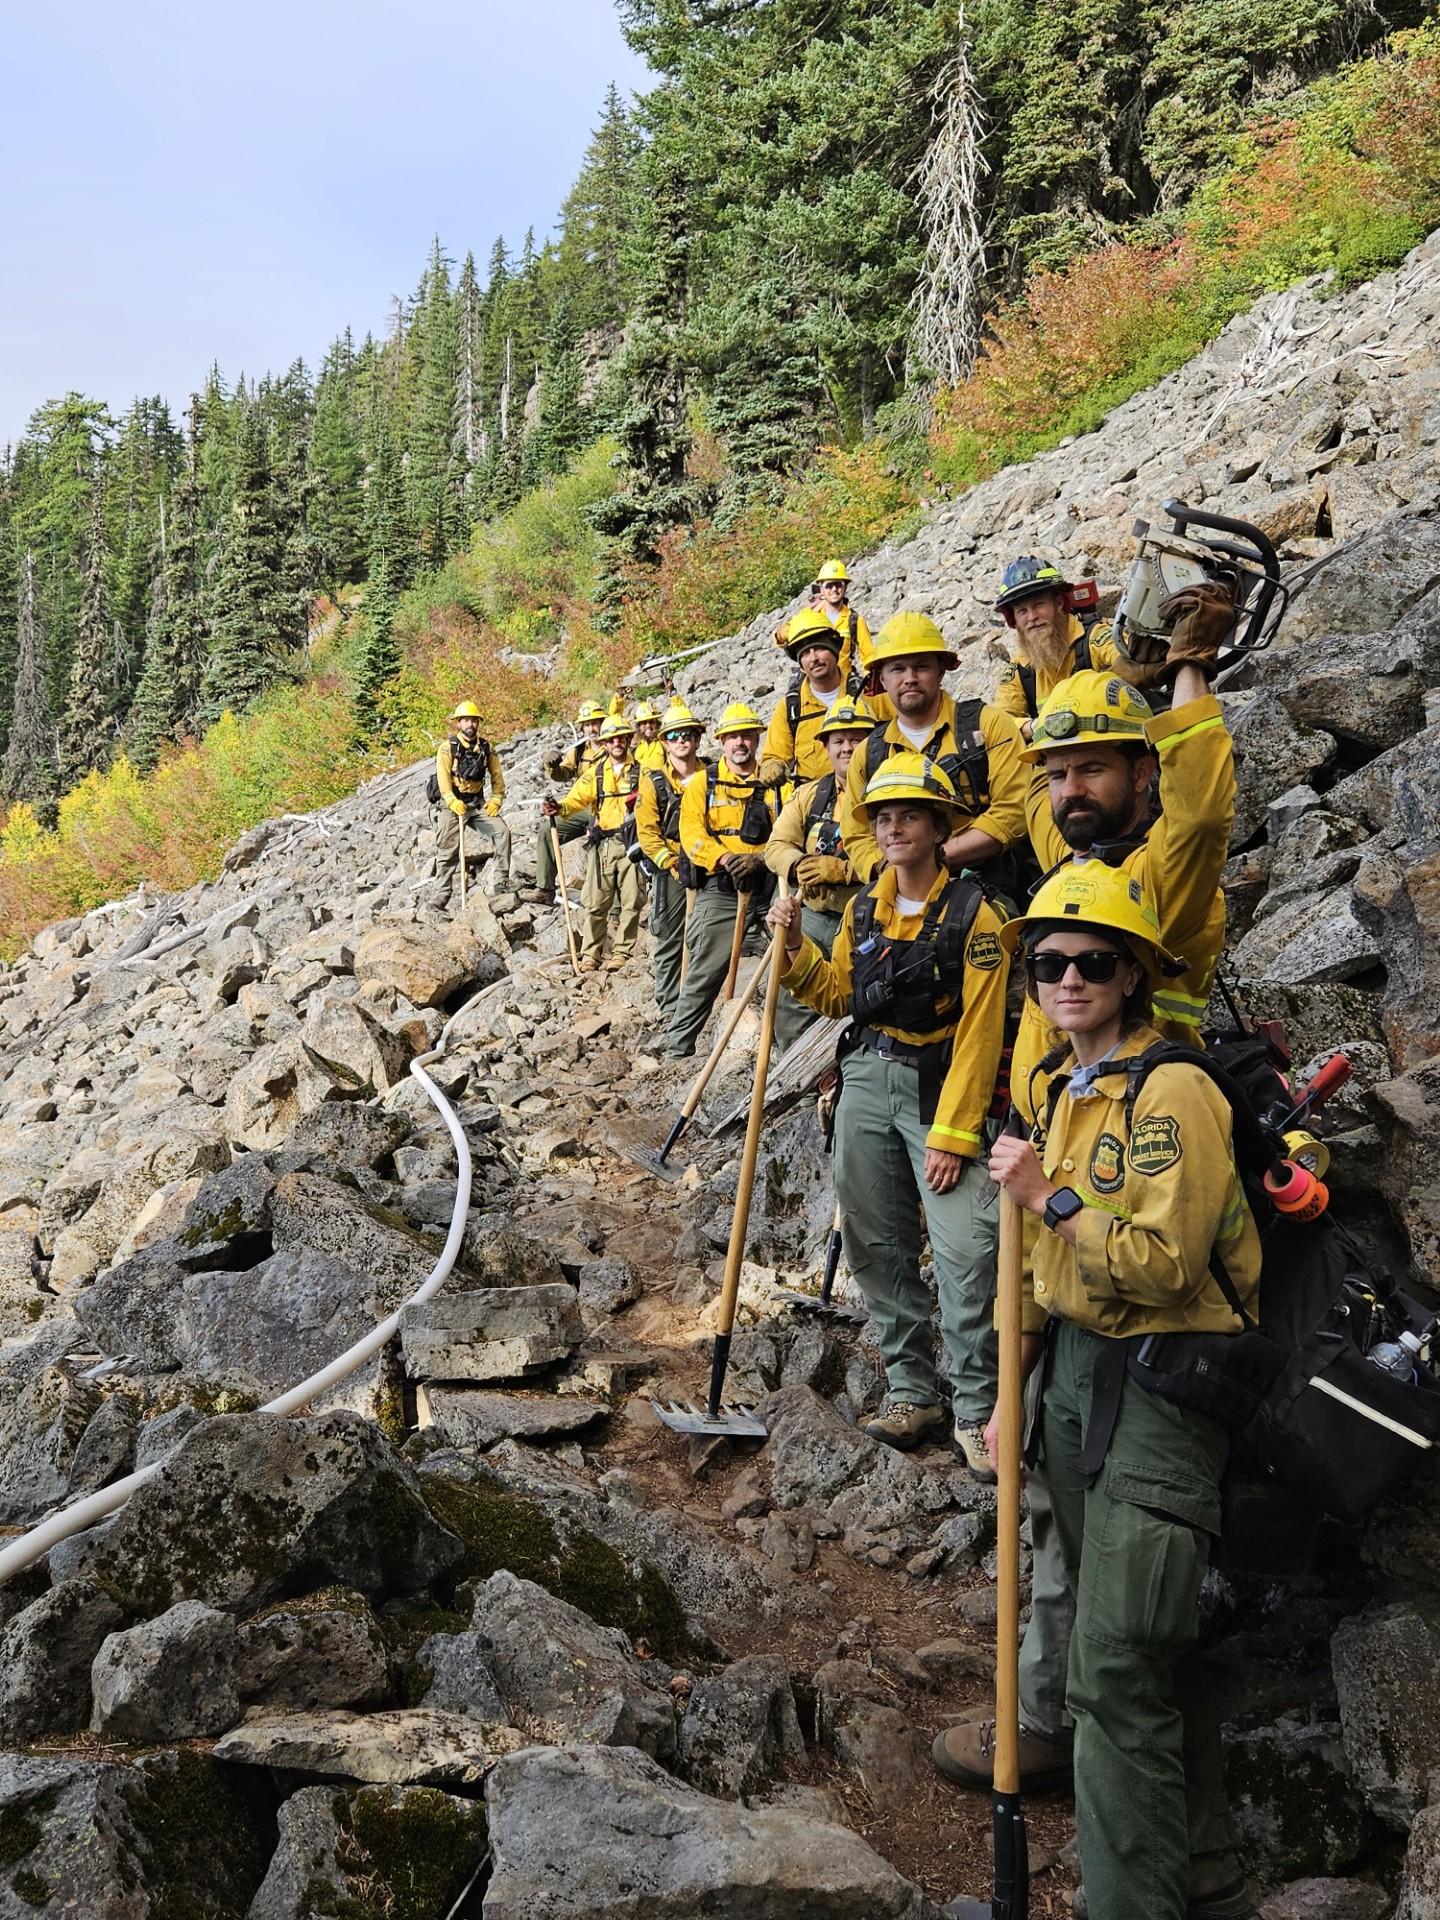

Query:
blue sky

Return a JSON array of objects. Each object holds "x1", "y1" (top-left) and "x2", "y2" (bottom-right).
[{"x1": 0, "y1": 1, "x2": 649, "y2": 446}]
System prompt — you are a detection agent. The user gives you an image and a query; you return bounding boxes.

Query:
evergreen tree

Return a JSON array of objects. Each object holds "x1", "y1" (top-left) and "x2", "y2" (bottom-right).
[
  {"x1": 556, "y1": 83, "x2": 640, "y2": 333},
  {"x1": 11, "y1": 393, "x2": 112, "y2": 704},
  {"x1": 0, "y1": 468, "x2": 16, "y2": 764},
  {"x1": 59, "y1": 478, "x2": 112, "y2": 782},
  {"x1": 523, "y1": 297, "x2": 588, "y2": 487},
  {"x1": 198, "y1": 414, "x2": 299, "y2": 725},
  {"x1": 1, "y1": 553, "x2": 59, "y2": 818},
  {"x1": 308, "y1": 331, "x2": 367, "y2": 586},
  {"x1": 702, "y1": 265, "x2": 825, "y2": 518},
  {"x1": 128, "y1": 440, "x2": 206, "y2": 771},
  {"x1": 351, "y1": 555, "x2": 401, "y2": 740},
  {"x1": 406, "y1": 238, "x2": 458, "y2": 561},
  {"x1": 451, "y1": 252, "x2": 487, "y2": 526}
]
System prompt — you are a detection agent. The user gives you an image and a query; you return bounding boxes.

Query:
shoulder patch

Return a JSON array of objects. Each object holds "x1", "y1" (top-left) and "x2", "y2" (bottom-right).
[
  {"x1": 1089, "y1": 1131, "x2": 1126, "y2": 1194},
  {"x1": 967, "y1": 929, "x2": 1002, "y2": 971},
  {"x1": 1129, "y1": 1114, "x2": 1181, "y2": 1176}
]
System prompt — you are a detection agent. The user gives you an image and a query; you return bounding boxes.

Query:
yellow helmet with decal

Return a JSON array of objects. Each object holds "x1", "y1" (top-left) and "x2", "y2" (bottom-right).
[
  {"x1": 815, "y1": 558, "x2": 850, "y2": 584},
  {"x1": 660, "y1": 701, "x2": 702, "y2": 735},
  {"x1": 1021, "y1": 670, "x2": 1153, "y2": 763},
  {"x1": 780, "y1": 605, "x2": 844, "y2": 660},
  {"x1": 816, "y1": 696, "x2": 877, "y2": 738},
  {"x1": 1000, "y1": 861, "x2": 1185, "y2": 979},
  {"x1": 598, "y1": 714, "x2": 635, "y2": 743},
  {"x1": 714, "y1": 701, "x2": 765, "y2": 738},
  {"x1": 851, "y1": 750, "x2": 964, "y2": 833}
]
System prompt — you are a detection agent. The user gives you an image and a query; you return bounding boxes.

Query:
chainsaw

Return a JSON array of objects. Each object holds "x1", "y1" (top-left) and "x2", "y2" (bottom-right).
[{"x1": 1113, "y1": 500, "x2": 1290, "y2": 679}]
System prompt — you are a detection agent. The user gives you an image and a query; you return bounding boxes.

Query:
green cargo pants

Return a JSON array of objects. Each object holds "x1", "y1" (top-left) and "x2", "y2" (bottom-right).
[
  {"x1": 580, "y1": 834, "x2": 643, "y2": 964},
  {"x1": 1018, "y1": 1205, "x2": 1076, "y2": 1743},
  {"x1": 650, "y1": 870, "x2": 687, "y2": 1017},
  {"x1": 831, "y1": 1046, "x2": 998, "y2": 1421},
  {"x1": 1040, "y1": 1319, "x2": 1236, "y2": 1920},
  {"x1": 535, "y1": 813, "x2": 590, "y2": 893},
  {"x1": 664, "y1": 882, "x2": 767, "y2": 1060},
  {"x1": 436, "y1": 805, "x2": 511, "y2": 893},
  {"x1": 774, "y1": 905, "x2": 841, "y2": 1054}
]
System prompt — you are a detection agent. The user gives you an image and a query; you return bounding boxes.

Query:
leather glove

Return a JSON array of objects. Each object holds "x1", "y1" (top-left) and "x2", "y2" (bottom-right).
[
  {"x1": 484, "y1": 799, "x2": 502, "y2": 818},
  {"x1": 720, "y1": 851, "x2": 764, "y2": 884},
  {"x1": 796, "y1": 854, "x2": 848, "y2": 887},
  {"x1": 544, "y1": 751, "x2": 563, "y2": 779},
  {"x1": 448, "y1": 798, "x2": 468, "y2": 818},
  {"x1": 1158, "y1": 583, "x2": 1235, "y2": 682},
  {"x1": 541, "y1": 797, "x2": 560, "y2": 818}
]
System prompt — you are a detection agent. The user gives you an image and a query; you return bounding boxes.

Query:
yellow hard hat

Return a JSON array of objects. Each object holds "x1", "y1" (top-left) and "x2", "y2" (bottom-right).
[
  {"x1": 1022, "y1": 670, "x2": 1153, "y2": 764},
  {"x1": 451, "y1": 700, "x2": 482, "y2": 720},
  {"x1": 660, "y1": 702, "x2": 702, "y2": 735},
  {"x1": 817, "y1": 696, "x2": 877, "y2": 738},
  {"x1": 851, "y1": 751, "x2": 963, "y2": 833},
  {"x1": 816, "y1": 559, "x2": 850, "y2": 584},
  {"x1": 869, "y1": 611, "x2": 959, "y2": 671},
  {"x1": 577, "y1": 700, "x2": 607, "y2": 725},
  {"x1": 714, "y1": 701, "x2": 764, "y2": 738},
  {"x1": 1000, "y1": 861, "x2": 1185, "y2": 979},
  {"x1": 780, "y1": 606, "x2": 843, "y2": 660},
  {"x1": 633, "y1": 699, "x2": 662, "y2": 723},
  {"x1": 598, "y1": 714, "x2": 635, "y2": 743}
]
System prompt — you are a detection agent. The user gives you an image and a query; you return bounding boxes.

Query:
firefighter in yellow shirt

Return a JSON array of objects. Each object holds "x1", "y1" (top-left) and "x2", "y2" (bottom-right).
[
  {"x1": 769, "y1": 753, "x2": 1007, "y2": 1475},
  {"x1": 964, "y1": 862, "x2": 1258, "y2": 1920},
  {"x1": 665, "y1": 702, "x2": 790, "y2": 1060},
  {"x1": 430, "y1": 700, "x2": 509, "y2": 905},
  {"x1": 528, "y1": 700, "x2": 607, "y2": 904},
  {"x1": 760, "y1": 608, "x2": 866, "y2": 784},
  {"x1": 632, "y1": 699, "x2": 667, "y2": 772},
  {"x1": 991, "y1": 556, "x2": 1124, "y2": 736},
  {"x1": 634, "y1": 701, "x2": 706, "y2": 1018},
  {"x1": 542, "y1": 715, "x2": 643, "y2": 972},
  {"x1": 764, "y1": 695, "x2": 873, "y2": 1050},
  {"x1": 776, "y1": 559, "x2": 873, "y2": 677},
  {"x1": 839, "y1": 613, "x2": 1029, "y2": 900}
]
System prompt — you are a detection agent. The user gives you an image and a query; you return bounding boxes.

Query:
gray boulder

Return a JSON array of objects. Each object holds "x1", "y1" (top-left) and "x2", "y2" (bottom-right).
[
  {"x1": 0, "y1": 1749, "x2": 271, "y2": 1918},
  {"x1": 470, "y1": 1569, "x2": 676, "y2": 1758},
  {"x1": 236, "y1": 1590, "x2": 391, "y2": 1710},
  {"x1": 246, "y1": 1782, "x2": 487, "y2": 1920},
  {"x1": 91, "y1": 1600, "x2": 240, "y2": 1739},
  {"x1": 1225, "y1": 1718, "x2": 1374, "y2": 1882},
  {"x1": 215, "y1": 1706, "x2": 523, "y2": 1787},
  {"x1": 483, "y1": 1742, "x2": 945, "y2": 1919},
  {"x1": 48, "y1": 1410, "x2": 462, "y2": 1614},
  {"x1": 676, "y1": 1654, "x2": 805, "y2": 1798},
  {"x1": 420, "y1": 1385, "x2": 608, "y2": 1445},
  {"x1": 1259, "y1": 1881, "x2": 1392, "y2": 1920},
  {"x1": 1397, "y1": 1802, "x2": 1440, "y2": 1920},
  {"x1": 401, "y1": 1284, "x2": 584, "y2": 1382},
  {"x1": 413, "y1": 1627, "x2": 507, "y2": 1720},
  {"x1": 1333, "y1": 1597, "x2": 1440, "y2": 1828},
  {"x1": 0, "y1": 1579, "x2": 124, "y2": 1742}
]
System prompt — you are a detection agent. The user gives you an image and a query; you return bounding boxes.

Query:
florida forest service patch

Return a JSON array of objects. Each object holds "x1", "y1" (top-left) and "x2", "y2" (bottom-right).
[
  {"x1": 1128, "y1": 1114, "x2": 1182, "y2": 1176},
  {"x1": 967, "y1": 930, "x2": 1002, "y2": 971},
  {"x1": 1089, "y1": 1131, "x2": 1126, "y2": 1194}
]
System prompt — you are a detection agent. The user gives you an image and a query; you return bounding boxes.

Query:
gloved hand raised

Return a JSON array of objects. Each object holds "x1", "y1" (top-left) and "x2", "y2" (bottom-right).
[{"x1": 1159, "y1": 582, "x2": 1235, "y2": 682}]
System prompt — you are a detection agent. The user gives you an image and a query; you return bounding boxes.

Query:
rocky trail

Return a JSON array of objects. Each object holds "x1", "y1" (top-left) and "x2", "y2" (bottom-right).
[{"x1": 2, "y1": 235, "x2": 1440, "y2": 1917}]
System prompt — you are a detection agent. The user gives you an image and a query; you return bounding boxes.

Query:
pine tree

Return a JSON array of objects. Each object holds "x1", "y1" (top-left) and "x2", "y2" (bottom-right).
[
  {"x1": 0, "y1": 469, "x2": 17, "y2": 764},
  {"x1": 128, "y1": 433, "x2": 207, "y2": 771},
  {"x1": 451, "y1": 252, "x2": 487, "y2": 528},
  {"x1": 352, "y1": 401, "x2": 409, "y2": 740},
  {"x1": 1, "y1": 553, "x2": 60, "y2": 817},
  {"x1": 59, "y1": 478, "x2": 112, "y2": 782},
  {"x1": 556, "y1": 83, "x2": 640, "y2": 334},
  {"x1": 703, "y1": 265, "x2": 824, "y2": 519},
  {"x1": 407, "y1": 238, "x2": 458, "y2": 560},
  {"x1": 308, "y1": 331, "x2": 367, "y2": 585},
  {"x1": 523, "y1": 297, "x2": 588, "y2": 487},
  {"x1": 198, "y1": 413, "x2": 299, "y2": 725}
]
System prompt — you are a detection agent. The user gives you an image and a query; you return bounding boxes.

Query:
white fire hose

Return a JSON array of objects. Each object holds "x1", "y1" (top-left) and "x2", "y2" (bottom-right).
[{"x1": 0, "y1": 1023, "x2": 475, "y2": 1589}]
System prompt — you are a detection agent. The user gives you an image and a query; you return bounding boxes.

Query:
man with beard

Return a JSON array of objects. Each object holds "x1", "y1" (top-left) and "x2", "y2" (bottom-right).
[
  {"x1": 933, "y1": 591, "x2": 1240, "y2": 1862},
  {"x1": 839, "y1": 612, "x2": 1028, "y2": 892},
  {"x1": 992, "y1": 556, "x2": 1125, "y2": 735}
]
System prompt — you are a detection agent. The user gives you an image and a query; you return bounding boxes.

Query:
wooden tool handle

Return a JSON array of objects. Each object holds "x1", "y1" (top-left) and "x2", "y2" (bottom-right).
[
  {"x1": 721, "y1": 885, "x2": 749, "y2": 1000},
  {"x1": 551, "y1": 826, "x2": 581, "y2": 975},
  {"x1": 993, "y1": 1187, "x2": 1025, "y2": 1798}
]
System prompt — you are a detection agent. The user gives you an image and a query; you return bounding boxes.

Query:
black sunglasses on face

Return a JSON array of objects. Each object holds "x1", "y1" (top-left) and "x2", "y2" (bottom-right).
[
  {"x1": 665, "y1": 729, "x2": 701, "y2": 742},
  {"x1": 1027, "y1": 948, "x2": 1127, "y2": 984}
]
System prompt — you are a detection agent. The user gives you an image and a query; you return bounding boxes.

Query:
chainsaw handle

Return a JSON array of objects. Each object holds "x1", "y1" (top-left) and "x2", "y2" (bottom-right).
[
  {"x1": 1161, "y1": 500, "x2": 1281, "y2": 582},
  {"x1": 1276, "y1": 1052, "x2": 1352, "y2": 1132}
]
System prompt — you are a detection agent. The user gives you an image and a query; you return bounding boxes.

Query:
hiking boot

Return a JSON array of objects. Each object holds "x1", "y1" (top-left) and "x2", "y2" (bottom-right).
[
  {"x1": 863, "y1": 1400, "x2": 946, "y2": 1451},
  {"x1": 953, "y1": 1421, "x2": 998, "y2": 1485},
  {"x1": 932, "y1": 1717, "x2": 1073, "y2": 1792},
  {"x1": 603, "y1": 953, "x2": 629, "y2": 971},
  {"x1": 578, "y1": 957, "x2": 599, "y2": 974},
  {"x1": 1072, "y1": 1856, "x2": 1256, "y2": 1919}
]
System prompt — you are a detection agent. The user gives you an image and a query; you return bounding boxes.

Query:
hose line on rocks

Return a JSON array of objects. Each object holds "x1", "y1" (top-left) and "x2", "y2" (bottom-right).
[{"x1": 0, "y1": 1038, "x2": 474, "y2": 1589}]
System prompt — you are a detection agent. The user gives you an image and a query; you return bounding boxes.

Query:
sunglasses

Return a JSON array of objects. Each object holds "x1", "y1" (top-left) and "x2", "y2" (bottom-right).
[
  {"x1": 665, "y1": 729, "x2": 702, "y2": 742},
  {"x1": 1026, "y1": 948, "x2": 1127, "y2": 985}
]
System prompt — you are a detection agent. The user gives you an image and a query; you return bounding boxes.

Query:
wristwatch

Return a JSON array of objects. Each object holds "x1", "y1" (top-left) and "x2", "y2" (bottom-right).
[{"x1": 1042, "y1": 1187, "x2": 1084, "y2": 1233}]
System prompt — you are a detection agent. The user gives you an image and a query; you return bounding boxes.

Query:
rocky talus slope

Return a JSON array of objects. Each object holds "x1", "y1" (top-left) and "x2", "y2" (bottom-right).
[{"x1": 0, "y1": 235, "x2": 1438, "y2": 1918}]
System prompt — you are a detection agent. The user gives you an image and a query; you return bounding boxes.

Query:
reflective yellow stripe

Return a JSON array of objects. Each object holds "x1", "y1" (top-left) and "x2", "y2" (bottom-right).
[
  {"x1": 786, "y1": 942, "x2": 822, "y2": 994},
  {"x1": 1153, "y1": 992, "x2": 1206, "y2": 1027},
  {"x1": 928, "y1": 1124, "x2": 980, "y2": 1147},
  {"x1": 1077, "y1": 1184, "x2": 1131, "y2": 1221},
  {"x1": 1153, "y1": 713, "x2": 1224, "y2": 753}
]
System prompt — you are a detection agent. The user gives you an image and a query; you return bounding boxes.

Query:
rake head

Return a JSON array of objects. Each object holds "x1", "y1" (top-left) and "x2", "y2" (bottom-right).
[
  {"x1": 772, "y1": 1288, "x2": 868, "y2": 1328},
  {"x1": 650, "y1": 1397, "x2": 768, "y2": 1440}
]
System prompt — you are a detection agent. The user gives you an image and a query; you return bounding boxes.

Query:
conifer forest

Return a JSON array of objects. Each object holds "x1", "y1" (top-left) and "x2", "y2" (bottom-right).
[{"x1": 1, "y1": 0, "x2": 1437, "y2": 951}]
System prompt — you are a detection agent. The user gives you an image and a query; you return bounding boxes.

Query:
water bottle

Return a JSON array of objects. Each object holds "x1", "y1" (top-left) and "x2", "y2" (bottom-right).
[{"x1": 1368, "y1": 1331, "x2": 1422, "y2": 1381}]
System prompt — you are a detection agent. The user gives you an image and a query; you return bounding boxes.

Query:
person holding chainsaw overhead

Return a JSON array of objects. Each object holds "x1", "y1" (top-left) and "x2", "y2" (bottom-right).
[
  {"x1": 992, "y1": 556, "x2": 1125, "y2": 735},
  {"x1": 933, "y1": 593, "x2": 1239, "y2": 1822},
  {"x1": 984, "y1": 860, "x2": 1260, "y2": 1920},
  {"x1": 768, "y1": 752, "x2": 1007, "y2": 1473},
  {"x1": 839, "y1": 611, "x2": 1029, "y2": 902},
  {"x1": 430, "y1": 701, "x2": 510, "y2": 906}
]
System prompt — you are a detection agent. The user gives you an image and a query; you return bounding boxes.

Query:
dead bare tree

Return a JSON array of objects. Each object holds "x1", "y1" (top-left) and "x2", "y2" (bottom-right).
[{"x1": 910, "y1": 7, "x2": 990, "y2": 404}]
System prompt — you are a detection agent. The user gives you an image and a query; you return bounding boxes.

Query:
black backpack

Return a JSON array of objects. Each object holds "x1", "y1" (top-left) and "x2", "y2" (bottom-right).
[
  {"x1": 425, "y1": 736, "x2": 491, "y2": 807},
  {"x1": 785, "y1": 661, "x2": 866, "y2": 737},
  {"x1": 1063, "y1": 1033, "x2": 1440, "y2": 1534}
]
